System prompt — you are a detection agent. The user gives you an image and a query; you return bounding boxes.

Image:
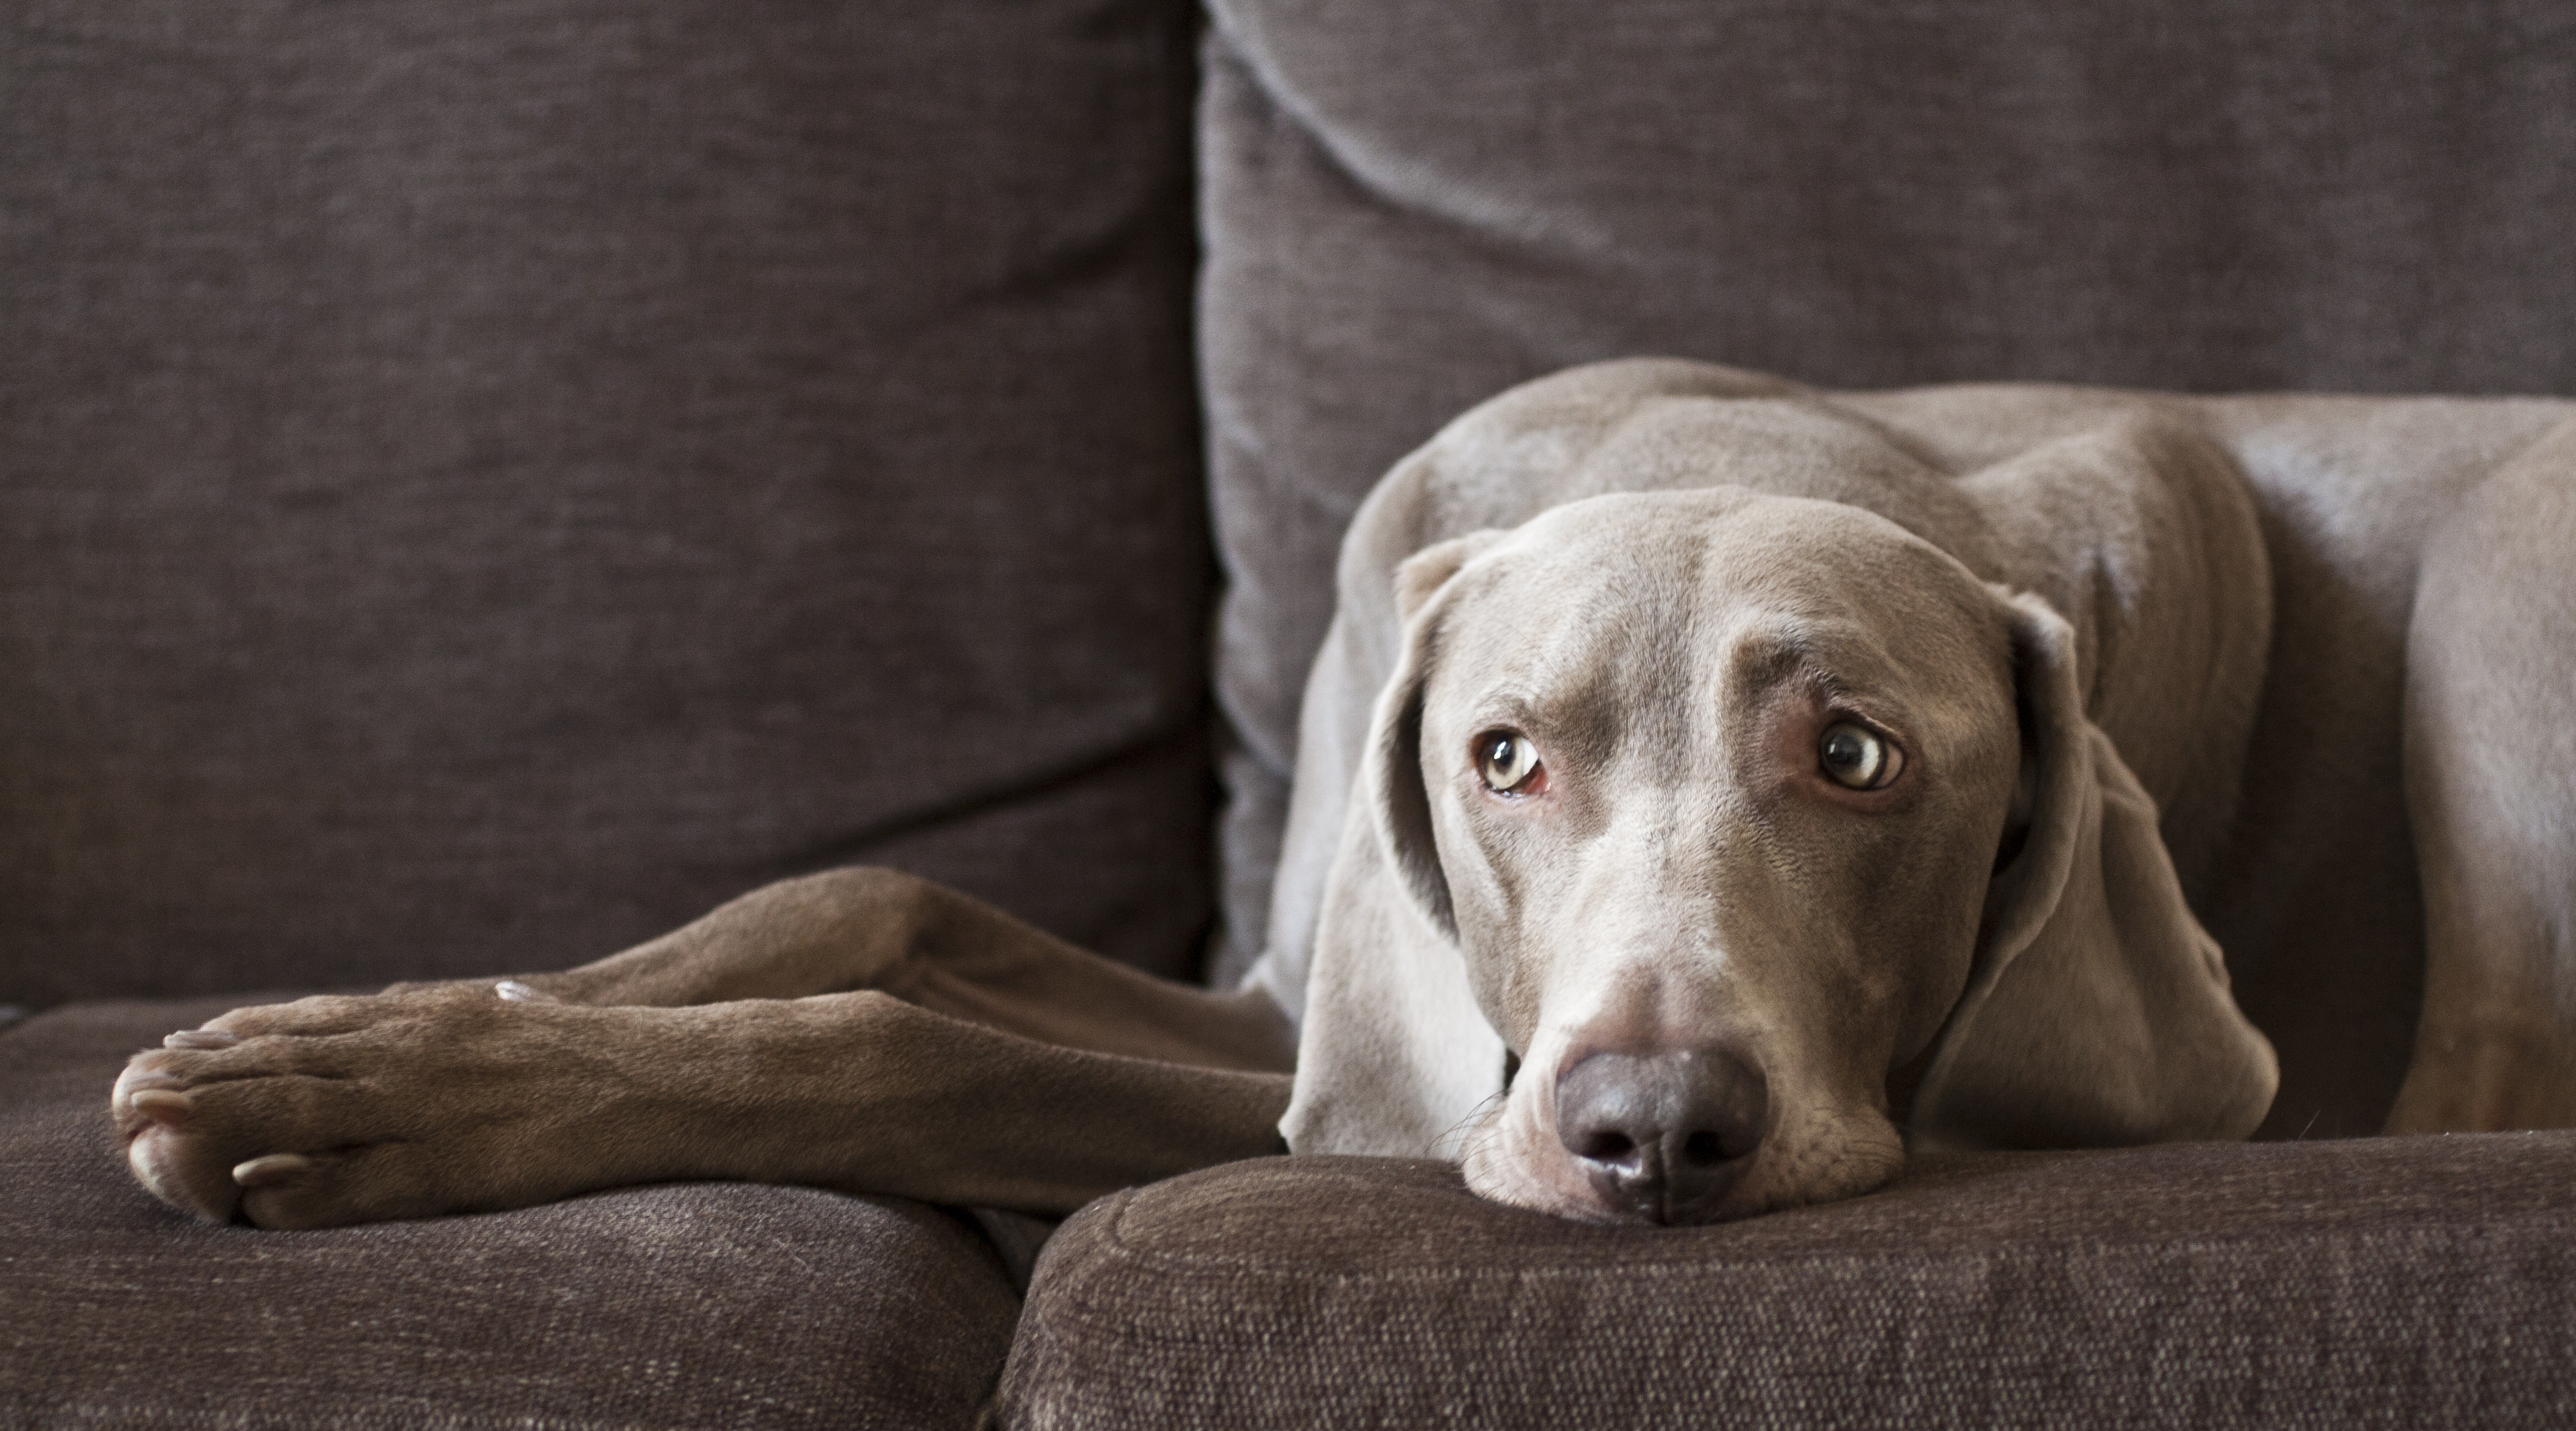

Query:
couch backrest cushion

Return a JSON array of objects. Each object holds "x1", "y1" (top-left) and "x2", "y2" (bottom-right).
[
  {"x1": 1, "y1": 0, "x2": 1210, "y2": 1006},
  {"x1": 1198, "y1": 0, "x2": 2576, "y2": 979}
]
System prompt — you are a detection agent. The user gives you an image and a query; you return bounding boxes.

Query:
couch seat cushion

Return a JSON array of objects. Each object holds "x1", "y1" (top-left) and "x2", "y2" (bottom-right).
[
  {"x1": 998, "y1": 1142, "x2": 2576, "y2": 1428},
  {"x1": 0, "y1": 999, "x2": 1023, "y2": 1428}
]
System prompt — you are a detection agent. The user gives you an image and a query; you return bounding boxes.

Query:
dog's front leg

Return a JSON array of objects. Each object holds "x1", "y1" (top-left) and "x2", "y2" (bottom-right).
[
  {"x1": 112, "y1": 867, "x2": 1298, "y2": 1226},
  {"x1": 112, "y1": 984, "x2": 1292, "y2": 1228},
  {"x1": 459, "y1": 867, "x2": 1008, "y2": 1008},
  {"x1": 421, "y1": 867, "x2": 1295, "y2": 1073},
  {"x1": 2387, "y1": 426, "x2": 2576, "y2": 1131}
]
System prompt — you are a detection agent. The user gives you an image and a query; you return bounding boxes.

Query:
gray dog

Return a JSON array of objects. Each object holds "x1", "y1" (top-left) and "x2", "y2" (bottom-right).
[{"x1": 113, "y1": 359, "x2": 2575, "y2": 1228}]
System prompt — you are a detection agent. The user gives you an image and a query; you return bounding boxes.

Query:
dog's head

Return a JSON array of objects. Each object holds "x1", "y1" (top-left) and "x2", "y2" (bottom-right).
[{"x1": 1305, "y1": 485, "x2": 2274, "y2": 1224}]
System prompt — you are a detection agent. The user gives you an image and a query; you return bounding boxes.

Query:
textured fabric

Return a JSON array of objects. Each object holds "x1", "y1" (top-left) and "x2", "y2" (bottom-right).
[
  {"x1": 1, "y1": 0, "x2": 1210, "y2": 1008},
  {"x1": 999, "y1": 1145, "x2": 2576, "y2": 1429},
  {"x1": 0, "y1": 999, "x2": 1024, "y2": 1427},
  {"x1": 1198, "y1": 1, "x2": 2576, "y2": 987}
]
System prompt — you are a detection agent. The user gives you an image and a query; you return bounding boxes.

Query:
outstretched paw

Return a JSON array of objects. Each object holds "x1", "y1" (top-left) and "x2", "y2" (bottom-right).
[{"x1": 109, "y1": 985, "x2": 599, "y2": 1229}]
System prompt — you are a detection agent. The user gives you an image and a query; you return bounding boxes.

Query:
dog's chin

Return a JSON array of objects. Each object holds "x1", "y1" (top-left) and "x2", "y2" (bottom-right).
[{"x1": 1459, "y1": 1099, "x2": 1908, "y2": 1226}]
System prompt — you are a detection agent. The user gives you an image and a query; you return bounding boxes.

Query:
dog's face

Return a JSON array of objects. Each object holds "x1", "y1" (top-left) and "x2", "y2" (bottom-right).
[{"x1": 1391, "y1": 490, "x2": 2027, "y2": 1224}]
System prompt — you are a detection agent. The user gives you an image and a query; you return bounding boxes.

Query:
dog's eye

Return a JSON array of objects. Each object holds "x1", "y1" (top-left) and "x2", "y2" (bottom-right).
[
  {"x1": 1475, "y1": 730, "x2": 1544, "y2": 794},
  {"x1": 1819, "y1": 721, "x2": 1901, "y2": 790}
]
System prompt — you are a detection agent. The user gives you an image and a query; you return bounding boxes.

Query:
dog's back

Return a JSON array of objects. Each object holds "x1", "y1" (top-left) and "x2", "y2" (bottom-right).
[{"x1": 1852, "y1": 381, "x2": 2576, "y2": 1135}]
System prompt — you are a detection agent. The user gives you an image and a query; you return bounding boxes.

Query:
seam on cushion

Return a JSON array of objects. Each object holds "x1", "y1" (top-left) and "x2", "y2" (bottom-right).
[
  {"x1": 946, "y1": 0, "x2": 1196, "y2": 323},
  {"x1": 1091, "y1": 1178, "x2": 2569, "y2": 1286},
  {"x1": 767, "y1": 713, "x2": 1205, "y2": 880},
  {"x1": 1200, "y1": 19, "x2": 1615, "y2": 261},
  {"x1": 0, "y1": 1403, "x2": 722, "y2": 1431}
]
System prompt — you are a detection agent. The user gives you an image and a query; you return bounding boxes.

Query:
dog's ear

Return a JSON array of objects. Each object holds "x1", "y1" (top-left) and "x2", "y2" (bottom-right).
[
  {"x1": 1278, "y1": 529, "x2": 1512, "y2": 1158},
  {"x1": 1908, "y1": 590, "x2": 2278, "y2": 1150},
  {"x1": 1369, "y1": 530, "x2": 1507, "y2": 939}
]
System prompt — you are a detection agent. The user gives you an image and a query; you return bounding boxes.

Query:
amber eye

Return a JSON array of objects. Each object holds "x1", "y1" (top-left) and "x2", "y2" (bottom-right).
[
  {"x1": 1819, "y1": 721, "x2": 1901, "y2": 790},
  {"x1": 1475, "y1": 730, "x2": 1544, "y2": 794}
]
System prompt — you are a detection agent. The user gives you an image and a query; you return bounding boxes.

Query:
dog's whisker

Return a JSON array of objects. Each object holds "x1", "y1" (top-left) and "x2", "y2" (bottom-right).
[{"x1": 1433, "y1": 1087, "x2": 1512, "y2": 1163}]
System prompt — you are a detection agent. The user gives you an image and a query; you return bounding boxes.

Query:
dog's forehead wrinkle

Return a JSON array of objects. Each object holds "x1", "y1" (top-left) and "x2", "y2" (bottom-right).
[
  {"x1": 1702, "y1": 595, "x2": 2012, "y2": 756},
  {"x1": 1475, "y1": 540, "x2": 1703, "y2": 649},
  {"x1": 1460, "y1": 501, "x2": 1981, "y2": 719},
  {"x1": 1438, "y1": 563, "x2": 1701, "y2": 749}
]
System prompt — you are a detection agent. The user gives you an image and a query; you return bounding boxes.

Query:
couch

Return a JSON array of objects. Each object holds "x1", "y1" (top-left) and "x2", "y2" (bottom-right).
[{"x1": 5, "y1": 1, "x2": 2572, "y2": 1425}]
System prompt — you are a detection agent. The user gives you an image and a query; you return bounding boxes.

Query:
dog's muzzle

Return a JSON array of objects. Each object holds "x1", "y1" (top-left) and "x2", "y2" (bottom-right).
[{"x1": 1555, "y1": 1046, "x2": 1769, "y2": 1224}]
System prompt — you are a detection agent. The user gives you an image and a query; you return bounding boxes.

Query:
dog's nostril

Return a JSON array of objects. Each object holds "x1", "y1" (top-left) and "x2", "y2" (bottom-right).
[
  {"x1": 1580, "y1": 1131, "x2": 1635, "y2": 1162},
  {"x1": 1681, "y1": 1130, "x2": 1724, "y2": 1167}
]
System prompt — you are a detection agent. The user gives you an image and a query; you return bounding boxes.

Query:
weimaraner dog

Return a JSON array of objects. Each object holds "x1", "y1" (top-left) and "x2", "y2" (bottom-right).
[{"x1": 113, "y1": 359, "x2": 2576, "y2": 1228}]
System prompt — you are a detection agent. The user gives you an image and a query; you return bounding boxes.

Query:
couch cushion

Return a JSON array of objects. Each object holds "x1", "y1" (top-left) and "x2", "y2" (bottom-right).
[
  {"x1": 0, "y1": 999, "x2": 1024, "y2": 1427},
  {"x1": 1, "y1": 0, "x2": 1208, "y2": 1008},
  {"x1": 997, "y1": 1143, "x2": 2576, "y2": 1428}
]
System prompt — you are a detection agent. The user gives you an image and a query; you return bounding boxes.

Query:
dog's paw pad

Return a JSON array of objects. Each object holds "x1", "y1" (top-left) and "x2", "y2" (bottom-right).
[{"x1": 127, "y1": 1125, "x2": 243, "y2": 1223}]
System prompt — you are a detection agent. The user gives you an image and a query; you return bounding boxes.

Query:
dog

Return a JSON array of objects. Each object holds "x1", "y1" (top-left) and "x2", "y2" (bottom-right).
[{"x1": 111, "y1": 359, "x2": 2576, "y2": 1228}]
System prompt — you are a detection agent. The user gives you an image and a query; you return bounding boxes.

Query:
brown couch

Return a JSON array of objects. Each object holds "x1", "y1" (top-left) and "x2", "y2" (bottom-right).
[{"x1": 6, "y1": 2, "x2": 2572, "y2": 1424}]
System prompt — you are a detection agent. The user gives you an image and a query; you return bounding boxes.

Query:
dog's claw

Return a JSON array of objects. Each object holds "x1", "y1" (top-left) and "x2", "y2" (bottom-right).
[
  {"x1": 233, "y1": 1154, "x2": 315, "y2": 1188},
  {"x1": 128, "y1": 1089, "x2": 195, "y2": 1127},
  {"x1": 165, "y1": 1029, "x2": 241, "y2": 1050},
  {"x1": 118, "y1": 1069, "x2": 183, "y2": 1096},
  {"x1": 494, "y1": 981, "x2": 556, "y2": 1004}
]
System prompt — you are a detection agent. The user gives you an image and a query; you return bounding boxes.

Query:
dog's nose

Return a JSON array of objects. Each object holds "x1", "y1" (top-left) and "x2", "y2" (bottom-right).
[{"x1": 1555, "y1": 1047, "x2": 1768, "y2": 1224}]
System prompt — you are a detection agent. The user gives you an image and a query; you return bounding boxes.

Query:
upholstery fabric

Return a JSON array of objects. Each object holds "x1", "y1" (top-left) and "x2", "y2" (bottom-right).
[
  {"x1": 0, "y1": 999, "x2": 1024, "y2": 1427},
  {"x1": 1196, "y1": 0, "x2": 2576, "y2": 990},
  {"x1": 0, "y1": 0, "x2": 1210, "y2": 1008},
  {"x1": 999, "y1": 1145, "x2": 2576, "y2": 1429}
]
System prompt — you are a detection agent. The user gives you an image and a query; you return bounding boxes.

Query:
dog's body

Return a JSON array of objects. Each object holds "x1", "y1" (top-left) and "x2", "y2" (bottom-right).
[{"x1": 113, "y1": 360, "x2": 2576, "y2": 1228}]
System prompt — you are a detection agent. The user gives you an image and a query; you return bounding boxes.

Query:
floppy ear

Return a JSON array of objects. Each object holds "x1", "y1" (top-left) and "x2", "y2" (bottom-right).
[
  {"x1": 1279, "y1": 530, "x2": 1511, "y2": 1157},
  {"x1": 1908, "y1": 590, "x2": 2278, "y2": 1150},
  {"x1": 1368, "y1": 531, "x2": 1506, "y2": 938}
]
